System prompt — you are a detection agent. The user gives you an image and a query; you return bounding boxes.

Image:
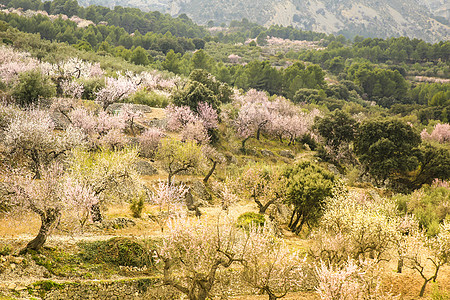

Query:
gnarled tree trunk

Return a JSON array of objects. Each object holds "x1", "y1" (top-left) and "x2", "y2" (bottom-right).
[{"x1": 23, "y1": 207, "x2": 60, "y2": 252}]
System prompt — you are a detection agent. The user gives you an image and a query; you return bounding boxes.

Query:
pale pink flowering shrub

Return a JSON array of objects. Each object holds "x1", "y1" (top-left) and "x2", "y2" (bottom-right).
[
  {"x1": 422, "y1": 123, "x2": 450, "y2": 143},
  {"x1": 149, "y1": 180, "x2": 189, "y2": 232},
  {"x1": 156, "y1": 218, "x2": 247, "y2": 299},
  {"x1": 315, "y1": 259, "x2": 394, "y2": 300},
  {"x1": 63, "y1": 177, "x2": 99, "y2": 231},
  {"x1": 4, "y1": 109, "x2": 85, "y2": 179},
  {"x1": 181, "y1": 120, "x2": 210, "y2": 144},
  {"x1": 241, "y1": 224, "x2": 305, "y2": 299},
  {"x1": 0, "y1": 46, "x2": 41, "y2": 84},
  {"x1": 165, "y1": 104, "x2": 197, "y2": 131},
  {"x1": 138, "y1": 127, "x2": 165, "y2": 158},
  {"x1": 60, "y1": 79, "x2": 84, "y2": 99},
  {"x1": 95, "y1": 73, "x2": 139, "y2": 110},
  {"x1": 197, "y1": 101, "x2": 219, "y2": 130},
  {"x1": 98, "y1": 128, "x2": 128, "y2": 150},
  {"x1": 69, "y1": 108, "x2": 127, "y2": 149},
  {"x1": 234, "y1": 90, "x2": 318, "y2": 148}
]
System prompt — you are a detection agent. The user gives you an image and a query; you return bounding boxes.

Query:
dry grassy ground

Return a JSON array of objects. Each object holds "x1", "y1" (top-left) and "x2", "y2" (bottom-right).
[{"x1": 2, "y1": 199, "x2": 450, "y2": 299}]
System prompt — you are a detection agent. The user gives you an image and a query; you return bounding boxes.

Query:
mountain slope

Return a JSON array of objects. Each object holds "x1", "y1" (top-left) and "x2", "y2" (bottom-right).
[{"x1": 78, "y1": 0, "x2": 450, "y2": 42}]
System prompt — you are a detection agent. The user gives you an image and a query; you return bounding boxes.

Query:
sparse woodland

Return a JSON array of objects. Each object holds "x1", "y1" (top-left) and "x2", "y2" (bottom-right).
[{"x1": 0, "y1": 2, "x2": 449, "y2": 299}]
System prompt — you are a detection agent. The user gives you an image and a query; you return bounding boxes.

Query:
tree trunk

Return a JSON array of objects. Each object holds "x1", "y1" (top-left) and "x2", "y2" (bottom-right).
[
  {"x1": 168, "y1": 172, "x2": 174, "y2": 185},
  {"x1": 256, "y1": 127, "x2": 262, "y2": 140},
  {"x1": 30, "y1": 149, "x2": 41, "y2": 180},
  {"x1": 203, "y1": 161, "x2": 217, "y2": 184},
  {"x1": 23, "y1": 208, "x2": 59, "y2": 252},
  {"x1": 419, "y1": 278, "x2": 431, "y2": 297},
  {"x1": 397, "y1": 258, "x2": 403, "y2": 273},
  {"x1": 241, "y1": 136, "x2": 250, "y2": 151},
  {"x1": 91, "y1": 203, "x2": 103, "y2": 222}
]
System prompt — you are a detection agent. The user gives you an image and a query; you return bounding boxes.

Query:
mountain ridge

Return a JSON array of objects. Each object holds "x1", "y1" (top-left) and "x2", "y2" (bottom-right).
[{"x1": 78, "y1": 0, "x2": 450, "y2": 43}]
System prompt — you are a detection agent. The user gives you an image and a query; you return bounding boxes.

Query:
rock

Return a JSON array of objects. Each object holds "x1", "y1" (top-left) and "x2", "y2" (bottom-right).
[
  {"x1": 106, "y1": 103, "x2": 152, "y2": 114},
  {"x1": 15, "y1": 285, "x2": 27, "y2": 291},
  {"x1": 134, "y1": 160, "x2": 158, "y2": 175},
  {"x1": 279, "y1": 150, "x2": 295, "y2": 159},
  {"x1": 261, "y1": 149, "x2": 274, "y2": 157},
  {"x1": 144, "y1": 119, "x2": 167, "y2": 128},
  {"x1": 50, "y1": 110, "x2": 71, "y2": 130},
  {"x1": 7, "y1": 283, "x2": 16, "y2": 290},
  {"x1": 245, "y1": 148, "x2": 258, "y2": 156},
  {"x1": 327, "y1": 164, "x2": 341, "y2": 176},
  {"x1": 11, "y1": 257, "x2": 24, "y2": 264},
  {"x1": 224, "y1": 153, "x2": 238, "y2": 165},
  {"x1": 101, "y1": 218, "x2": 136, "y2": 229},
  {"x1": 189, "y1": 181, "x2": 211, "y2": 202}
]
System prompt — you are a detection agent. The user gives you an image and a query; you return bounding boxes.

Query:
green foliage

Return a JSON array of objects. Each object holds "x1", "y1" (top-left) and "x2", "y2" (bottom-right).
[
  {"x1": 79, "y1": 237, "x2": 153, "y2": 268},
  {"x1": 236, "y1": 212, "x2": 266, "y2": 229},
  {"x1": 80, "y1": 77, "x2": 105, "y2": 100},
  {"x1": 188, "y1": 69, "x2": 232, "y2": 105},
  {"x1": 283, "y1": 161, "x2": 336, "y2": 234},
  {"x1": 396, "y1": 184, "x2": 450, "y2": 236},
  {"x1": 431, "y1": 283, "x2": 450, "y2": 300},
  {"x1": 314, "y1": 110, "x2": 358, "y2": 149},
  {"x1": 12, "y1": 70, "x2": 56, "y2": 106},
  {"x1": 162, "y1": 49, "x2": 182, "y2": 74},
  {"x1": 130, "y1": 193, "x2": 145, "y2": 218},
  {"x1": 172, "y1": 80, "x2": 219, "y2": 112},
  {"x1": 130, "y1": 46, "x2": 150, "y2": 66},
  {"x1": 409, "y1": 143, "x2": 450, "y2": 189},
  {"x1": 0, "y1": 245, "x2": 11, "y2": 256},
  {"x1": 347, "y1": 63, "x2": 408, "y2": 106},
  {"x1": 355, "y1": 118, "x2": 421, "y2": 187},
  {"x1": 127, "y1": 90, "x2": 169, "y2": 108}
]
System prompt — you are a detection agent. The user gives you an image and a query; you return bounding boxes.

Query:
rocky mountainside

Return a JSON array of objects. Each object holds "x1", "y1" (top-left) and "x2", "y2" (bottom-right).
[{"x1": 78, "y1": 0, "x2": 449, "y2": 42}]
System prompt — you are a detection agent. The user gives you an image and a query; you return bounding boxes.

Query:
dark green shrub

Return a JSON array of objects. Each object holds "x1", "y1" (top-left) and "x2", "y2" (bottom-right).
[
  {"x1": 12, "y1": 70, "x2": 56, "y2": 106},
  {"x1": 80, "y1": 77, "x2": 105, "y2": 100}
]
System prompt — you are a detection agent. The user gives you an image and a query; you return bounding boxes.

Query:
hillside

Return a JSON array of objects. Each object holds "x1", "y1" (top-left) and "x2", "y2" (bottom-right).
[{"x1": 76, "y1": 0, "x2": 450, "y2": 42}]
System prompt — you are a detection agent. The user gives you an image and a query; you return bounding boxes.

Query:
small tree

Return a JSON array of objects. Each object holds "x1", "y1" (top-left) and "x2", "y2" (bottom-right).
[
  {"x1": 201, "y1": 145, "x2": 225, "y2": 184},
  {"x1": 156, "y1": 138, "x2": 205, "y2": 184},
  {"x1": 241, "y1": 225, "x2": 304, "y2": 300},
  {"x1": 155, "y1": 218, "x2": 246, "y2": 300},
  {"x1": 149, "y1": 180, "x2": 188, "y2": 232},
  {"x1": 66, "y1": 147, "x2": 141, "y2": 222},
  {"x1": 2, "y1": 164, "x2": 97, "y2": 252},
  {"x1": 310, "y1": 191, "x2": 399, "y2": 266},
  {"x1": 3, "y1": 109, "x2": 84, "y2": 179},
  {"x1": 138, "y1": 127, "x2": 165, "y2": 158},
  {"x1": 240, "y1": 165, "x2": 286, "y2": 215},
  {"x1": 354, "y1": 118, "x2": 421, "y2": 187},
  {"x1": 405, "y1": 221, "x2": 450, "y2": 297},
  {"x1": 12, "y1": 70, "x2": 56, "y2": 107},
  {"x1": 283, "y1": 162, "x2": 336, "y2": 234}
]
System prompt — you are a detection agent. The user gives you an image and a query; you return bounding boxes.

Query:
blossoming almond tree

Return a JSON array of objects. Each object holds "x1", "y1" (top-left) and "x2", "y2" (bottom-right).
[
  {"x1": 241, "y1": 225, "x2": 304, "y2": 300},
  {"x1": 149, "y1": 180, "x2": 188, "y2": 232},
  {"x1": 155, "y1": 218, "x2": 247, "y2": 300},
  {"x1": 3, "y1": 109, "x2": 85, "y2": 179},
  {"x1": 1, "y1": 164, "x2": 98, "y2": 252}
]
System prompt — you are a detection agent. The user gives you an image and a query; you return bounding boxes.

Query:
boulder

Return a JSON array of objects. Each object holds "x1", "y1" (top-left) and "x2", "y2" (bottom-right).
[
  {"x1": 106, "y1": 103, "x2": 152, "y2": 114},
  {"x1": 279, "y1": 150, "x2": 295, "y2": 159},
  {"x1": 261, "y1": 149, "x2": 274, "y2": 157},
  {"x1": 134, "y1": 160, "x2": 158, "y2": 175}
]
